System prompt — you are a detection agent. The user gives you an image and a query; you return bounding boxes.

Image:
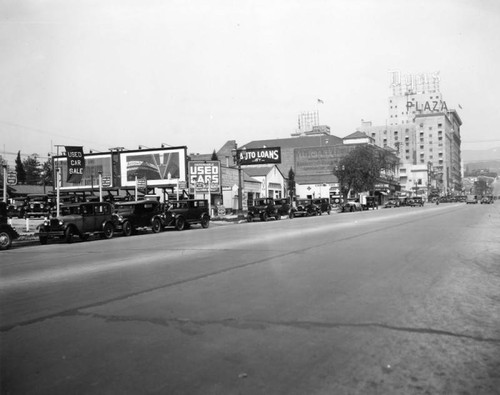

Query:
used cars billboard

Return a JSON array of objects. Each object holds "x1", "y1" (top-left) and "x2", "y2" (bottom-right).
[{"x1": 188, "y1": 161, "x2": 221, "y2": 193}]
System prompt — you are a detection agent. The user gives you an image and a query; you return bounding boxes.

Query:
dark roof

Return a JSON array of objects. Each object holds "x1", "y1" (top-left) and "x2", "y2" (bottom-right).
[
  {"x1": 343, "y1": 131, "x2": 369, "y2": 139},
  {"x1": 242, "y1": 135, "x2": 343, "y2": 150}
]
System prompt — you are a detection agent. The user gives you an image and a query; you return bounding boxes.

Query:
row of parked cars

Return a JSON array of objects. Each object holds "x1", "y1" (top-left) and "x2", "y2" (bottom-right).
[
  {"x1": 247, "y1": 197, "x2": 334, "y2": 222},
  {"x1": 33, "y1": 199, "x2": 211, "y2": 245}
]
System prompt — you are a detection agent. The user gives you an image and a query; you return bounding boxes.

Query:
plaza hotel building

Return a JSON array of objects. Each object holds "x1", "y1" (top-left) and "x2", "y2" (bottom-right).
[{"x1": 357, "y1": 71, "x2": 462, "y2": 197}]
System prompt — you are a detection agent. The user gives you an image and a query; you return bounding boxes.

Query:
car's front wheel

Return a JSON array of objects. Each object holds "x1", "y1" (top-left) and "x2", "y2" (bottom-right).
[
  {"x1": 247, "y1": 214, "x2": 254, "y2": 222},
  {"x1": 151, "y1": 218, "x2": 162, "y2": 233},
  {"x1": 0, "y1": 231, "x2": 13, "y2": 250},
  {"x1": 175, "y1": 217, "x2": 185, "y2": 231},
  {"x1": 102, "y1": 222, "x2": 114, "y2": 239},
  {"x1": 39, "y1": 235, "x2": 48, "y2": 245},
  {"x1": 64, "y1": 227, "x2": 74, "y2": 243},
  {"x1": 201, "y1": 214, "x2": 210, "y2": 228},
  {"x1": 122, "y1": 221, "x2": 132, "y2": 237}
]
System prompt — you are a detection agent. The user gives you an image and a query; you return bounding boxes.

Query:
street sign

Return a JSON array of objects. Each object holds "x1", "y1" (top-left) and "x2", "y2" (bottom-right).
[
  {"x1": 102, "y1": 175, "x2": 112, "y2": 187},
  {"x1": 6, "y1": 171, "x2": 17, "y2": 186}
]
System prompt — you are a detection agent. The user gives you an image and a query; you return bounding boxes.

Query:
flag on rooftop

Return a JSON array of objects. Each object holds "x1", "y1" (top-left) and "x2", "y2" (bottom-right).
[
  {"x1": 317, "y1": 98, "x2": 324, "y2": 104},
  {"x1": 458, "y1": 104, "x2": 463, "y2": 109}
]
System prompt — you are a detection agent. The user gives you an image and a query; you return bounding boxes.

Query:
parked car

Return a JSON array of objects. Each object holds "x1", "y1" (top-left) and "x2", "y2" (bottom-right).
[
  {"x1": 342, "y1": 200, "x2": 363, "y2": 212},
  {"x1": 36, "y1": 201, "x2": 115, "y2": 244},
  {"x1": 312, "y1": 198, "x2": 332, "y2": 215},
  {"x1": 294, "y1": 199, "x2": 321, "y2": 217},
  {"x1": 480, "y1": 196, "x2": 494, "y2": 204},
  {"x1": 7, "y1": 197, "x2": 26, "y2": 218},
  {"x1": 162, "y1": 199, "x2": 210, "y2": 230},
  {"x1": 274, "y1": 198, "x2": 294, "y2": 218},
  {"x1": 0, "y1": 202, "x2": 20, "y2": 250},
  {"x1": 384, "y1": 199, "x2": 400, "y2": 208},
  {"x1": 24, "y1": 194, "x2": 51, "y2": 218},
  {"x1": 466, "y1": 195, "x2": 478, "y2": 204},
  {"x1": 247, "y1": 197, "x2": 280, "y2": 222},
  {"x1": 112, "y1": 200, "x2": 164, "y2": 236},
  {"x1": 362, "y1": 196, "x2": 378, "y2": 210},
  {"x1": 407, "y1": 197, "x2": 424, "y2": 207}
]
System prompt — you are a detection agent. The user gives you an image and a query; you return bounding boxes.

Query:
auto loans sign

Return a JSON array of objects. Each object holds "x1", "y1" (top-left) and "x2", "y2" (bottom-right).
[{"x1": 238, "y1": 147, "x2": 281, "y2": 165}]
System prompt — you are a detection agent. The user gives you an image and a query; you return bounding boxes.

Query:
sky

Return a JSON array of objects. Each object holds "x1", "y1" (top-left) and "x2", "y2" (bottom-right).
[{"x1": 1, "y1": 0, "x2": 500, "y2": 164}]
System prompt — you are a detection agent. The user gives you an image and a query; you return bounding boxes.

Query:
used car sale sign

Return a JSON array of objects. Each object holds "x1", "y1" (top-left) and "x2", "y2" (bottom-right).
[
  {"x1": 188, "y1": 161, "x2": 221, "y2": 193},
  {"x1": 65, "y1": 146, "x2": 85, "y2": 183}
]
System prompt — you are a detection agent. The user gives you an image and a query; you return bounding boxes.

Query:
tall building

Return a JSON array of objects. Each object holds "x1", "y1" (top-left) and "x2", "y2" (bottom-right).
[{"x1": 358, "y1": 71, "x2": 462, "y2": 196}]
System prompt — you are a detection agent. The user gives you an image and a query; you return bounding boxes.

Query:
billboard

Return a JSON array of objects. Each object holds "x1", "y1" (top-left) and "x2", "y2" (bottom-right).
[
  {"x1": 294, "y1": 145, "x2": 353, "y2": 177},
  {"x1": 188, "y1": 161, "x2": 221, "y2": 193},
  {"x1": 119, "y1": 147, "x2": 187, "y2": 187},
  {"x1": 55, "y1": 153, "x2": 113, "y2": 190},
  {"x1": 238, "y1": 147, "x2": 281, "y2": 165}
]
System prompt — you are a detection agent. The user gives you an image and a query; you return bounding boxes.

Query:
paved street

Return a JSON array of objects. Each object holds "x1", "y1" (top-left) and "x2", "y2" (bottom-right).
[{"x1": 1, "y1": 203, "x2": 500, "y2": 394}]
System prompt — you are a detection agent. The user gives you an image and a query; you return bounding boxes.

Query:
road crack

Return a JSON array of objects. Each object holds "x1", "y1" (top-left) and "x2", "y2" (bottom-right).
[{"x1": 73, "y1": 312, "x2": 500, "y2": 344}]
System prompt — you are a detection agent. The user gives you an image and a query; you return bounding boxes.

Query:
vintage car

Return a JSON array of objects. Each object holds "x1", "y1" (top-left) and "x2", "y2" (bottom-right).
[
  {"x1": 274, "y1": 198, "x2": 294, "y2": 218},
  {"x1": 112, "y1": 200, "x2": 164, "y2": 236},
  {"x1": 7, "y1": 197, "x2": 26, "y2": 218},
  {"x1": 466, "y1": 195, "x2": 478, "y2": 204},
  {"x1": 163, "y1": 199, "x2": 210, "y2": 230},
  {"x1": 247, "y1": 197, "x2": 281, "y2": 222},
  {"x1": 294, "y1": 199, "x2": 321, "y2": 217},
  {"x1": 312, "y1": 198, "x2": 332, "y2": 215},
  {"x1": 407, "y1": 196, "x2": 424, "y2": 207},
  {"x1": 384, "y1": 199, "x2": 400, "y2": 208},
  {"x1": 36, "y1": 202, "x2": 115, "y2": 244},
  {"x1": 24, "y1": 194, "x2": 51, "y2": 218},
  {"x1": 0, "y1": 202, "x2": 20, "y2": 250},
  {"x1": 342, "y1": 200, "x2": 363, "y2": 212},
  {"x1": 480, "y1": 196, "x2": 494, "y2": 204}
]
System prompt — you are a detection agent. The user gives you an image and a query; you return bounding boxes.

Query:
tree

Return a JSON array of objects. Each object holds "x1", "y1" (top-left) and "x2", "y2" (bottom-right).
[
  {"x1": 211, "y1": 149, "x2": 219, "y2": 161},
  {"x1": 23, "y1": 154, "x2": 42, "y2": 184},
  {"x1": 15, "y1": 151, "x2": 26, "y2": 184},
  {"x1": 333, "y1": 145, "x2": 385, "y2": 202},
  {"x1": 287, "y1": 167, "x2": 296, "y2": 201},
  {"x1": 40, "y1": 158, "x2": 53, "y2": 186}
]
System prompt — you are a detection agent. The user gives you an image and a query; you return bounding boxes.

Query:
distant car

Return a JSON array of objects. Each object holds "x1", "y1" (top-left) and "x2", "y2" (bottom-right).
[
  {"x1": 312, "y1": 198, "x2": 332, "y2": 215},
  {"x1": 247, "y1": 198, "x2": 280, "y2": 222},
  {"x1": 294, "y1": 199, "x2": 321, "y2": 217},
  {"x1": 112, "y1": 200, "x2": 164, "y2": 236},
  {"x1": 36, "y1": 202, "x2": 115, "y2": 244},
  {"x1": 384, "y1": 199, "x2": 400, "y2": 208},
  {"x1": 274, "y1": 198, "x2": 294, "y2": 218},
  {"x1": 342, "y1": 200, "x2": 363, "y2": 212},
  {"x1": 407, "y1": 197, "x2": 424, "y2": 207},
  {"x1": 24, "y1": 194, "x2": 51, "y2": 218},
  {"x1": 480, "y1": 196, "x2": 493, "y2": 204},
  {"x1": 7, "y1": 197, "x2": 26, "y2": 219},
  {"x1": 362, "y1": 197, "x2": 378, "y2": 210},
  {"x1": 466, "y1": 195, "x2": 478, "y2": 204},
  {"x1": 162, "y1": 199, "x2": 210, "y2": 230},
  {"x1": 0, "y1": 202, "x2": 20, "y2": 250}
]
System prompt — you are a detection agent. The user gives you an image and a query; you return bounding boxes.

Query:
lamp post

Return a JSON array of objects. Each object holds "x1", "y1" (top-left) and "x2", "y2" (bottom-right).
[{"x1": 232, "y1": 145, "x2": 246, "y2": 218}]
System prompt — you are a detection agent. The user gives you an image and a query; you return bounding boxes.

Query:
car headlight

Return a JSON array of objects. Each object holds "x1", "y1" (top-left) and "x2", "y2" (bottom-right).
[{"x1": 43, "y1": 220, "x2": 49, "y2": 226}]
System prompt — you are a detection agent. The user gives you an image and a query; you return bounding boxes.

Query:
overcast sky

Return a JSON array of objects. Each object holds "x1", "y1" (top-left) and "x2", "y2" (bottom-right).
[{"x1": 1, "y1": 0, "x2": 499, "y2": 163}]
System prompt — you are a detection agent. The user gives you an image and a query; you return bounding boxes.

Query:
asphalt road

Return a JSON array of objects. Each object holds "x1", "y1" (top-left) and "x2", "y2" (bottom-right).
[{"x1": 1, "y1": 203, "x2": 500, "y2": 394}]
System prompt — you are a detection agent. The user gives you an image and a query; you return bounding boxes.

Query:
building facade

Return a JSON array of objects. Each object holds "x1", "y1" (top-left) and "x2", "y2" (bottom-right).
[{"x1": 358, "y1": 71, "x2": 462, "y2": 197}]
